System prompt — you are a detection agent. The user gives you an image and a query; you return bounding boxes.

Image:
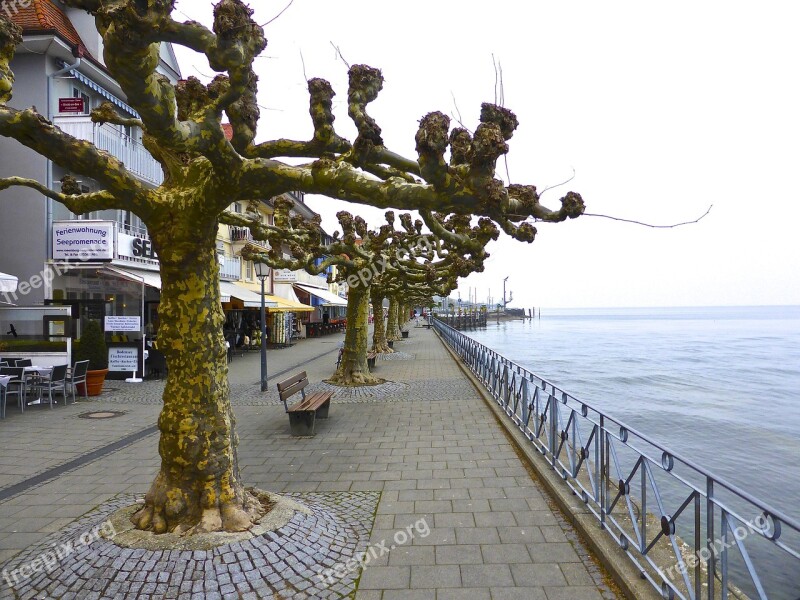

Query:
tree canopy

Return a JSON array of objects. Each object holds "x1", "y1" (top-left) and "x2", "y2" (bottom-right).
[{"x1": 0, "y1": 0, "x2": 583, "y2": 536}]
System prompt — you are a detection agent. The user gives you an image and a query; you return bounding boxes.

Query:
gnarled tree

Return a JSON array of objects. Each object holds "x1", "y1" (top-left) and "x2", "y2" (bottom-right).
[{"x1": 0, "y1": 0, "x2": 583, "y2": 535}]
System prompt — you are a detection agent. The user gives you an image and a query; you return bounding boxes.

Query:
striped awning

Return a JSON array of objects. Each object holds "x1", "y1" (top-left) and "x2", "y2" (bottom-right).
[{"x1": 66, "y1": 67, "x2": 140, "y2": 118}]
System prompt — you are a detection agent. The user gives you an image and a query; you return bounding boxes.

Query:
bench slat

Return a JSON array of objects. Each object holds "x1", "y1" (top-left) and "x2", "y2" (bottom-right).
[{"x1": 288, "y1": 391, "x2": 333, "y2": 413}]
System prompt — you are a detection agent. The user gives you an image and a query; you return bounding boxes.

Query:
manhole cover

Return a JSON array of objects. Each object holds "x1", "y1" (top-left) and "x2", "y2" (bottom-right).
[{"x1": 78, "y1": 411, "x2": 125, "y2": 419}]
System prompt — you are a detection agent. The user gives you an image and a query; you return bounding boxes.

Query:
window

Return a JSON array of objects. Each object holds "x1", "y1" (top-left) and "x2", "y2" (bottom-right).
[
  {"x1": 245, "y1": 260, "x2": 252, "y2": 280},
  {"x1": 72, "y1": 88, "x2": 90, "y2": 114},
  {"x1": 232, "y1": 202, "x2": 242, "y2": 214}
]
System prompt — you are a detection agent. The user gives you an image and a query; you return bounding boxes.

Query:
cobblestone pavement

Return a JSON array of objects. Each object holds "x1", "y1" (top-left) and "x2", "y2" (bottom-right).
[
  {"x1": 2, "y1": 492, "x2": 379, "y2": 600},
  {"x1": 0, "y1": 325, "x2": 621, "y2": 599}
]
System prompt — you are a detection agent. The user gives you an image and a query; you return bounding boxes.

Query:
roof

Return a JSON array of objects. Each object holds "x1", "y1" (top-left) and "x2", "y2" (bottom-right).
[
  {"x1": 221, "y1": 123, "x2": 233, "y2": 140},
  {"x1": 8, "y1": 0, "x2": 87, "y2": 56}
]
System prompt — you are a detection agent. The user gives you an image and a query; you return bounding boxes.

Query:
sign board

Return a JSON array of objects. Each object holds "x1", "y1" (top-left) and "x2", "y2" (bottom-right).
[
  {"x1": 58, "y1": 97, "x2": 85, "y2": 113},
  {"x1": 117, "y1": 232, "x2": 159, "y2": 265},
  {"x1": 105, "y1": 315, "x2": 141, "y2": 332},
  {"x1": 52, "y1": 221, "x2": 114, "y2": 261},
  {"x1": 273, "y1": 269, "x2": 297, "y2": 283},
  {"x1": 108, "y1": 347, "x2": 139, "y2": 372}
]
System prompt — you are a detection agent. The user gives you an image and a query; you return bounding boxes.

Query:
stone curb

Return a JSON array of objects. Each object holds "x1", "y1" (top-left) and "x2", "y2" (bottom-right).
[{"x1": 434, "y1": 328, "x2": 662, "y2": 600}]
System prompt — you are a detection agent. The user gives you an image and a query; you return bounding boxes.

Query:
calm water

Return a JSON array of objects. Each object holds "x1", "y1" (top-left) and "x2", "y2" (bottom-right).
[{"x1": 466, "y1": 306, "x2": 800, "y2": 539}]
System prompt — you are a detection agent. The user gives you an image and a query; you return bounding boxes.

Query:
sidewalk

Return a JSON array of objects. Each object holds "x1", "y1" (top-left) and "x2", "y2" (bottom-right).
[{"x1": 0, "y1": 326, "x2": 621, "y2": 599}]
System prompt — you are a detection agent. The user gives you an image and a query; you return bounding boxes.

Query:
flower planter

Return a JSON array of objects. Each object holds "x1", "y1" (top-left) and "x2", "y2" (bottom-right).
[
  {"x1": 401, "y1": 331, "x2": 409, "y2": 338},
  {"x1": 387, "y1": 340, "x2": 394, "y2": 348},
  {"x1": 77, "y1": 368, "x2": 109, "y2": 397}
]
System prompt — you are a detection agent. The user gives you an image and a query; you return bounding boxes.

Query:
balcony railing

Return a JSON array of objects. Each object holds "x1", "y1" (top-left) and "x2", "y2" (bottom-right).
[
  {"x1": 219, "y1": 255, "x2": 240, "y2": 280},
  {"x1": 230, "y1": 227, "x2": 252, "y2": 243},
  {"x1": 293, "y1": 269, "x2": 328, "y2": 288},
  {"x1": 432, "y1": 317, "x2": 800, "y2": 600},
  {"x1": 53, "y1": 116, "x2": 163, "y2": 186}
]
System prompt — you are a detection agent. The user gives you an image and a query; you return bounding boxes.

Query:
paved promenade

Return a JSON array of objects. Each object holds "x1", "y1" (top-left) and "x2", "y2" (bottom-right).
[{"x1": 0, "y1": 325, "x2": 621, "y2": 599}]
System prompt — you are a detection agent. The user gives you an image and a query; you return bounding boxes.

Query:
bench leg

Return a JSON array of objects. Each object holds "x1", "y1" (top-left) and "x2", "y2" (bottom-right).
[
  {"x1": 317, "y1": 399, "x2": 330, "y2": 419},
  {"x1": 289, "y1": 410, "x2": 316, "y2": 436}
]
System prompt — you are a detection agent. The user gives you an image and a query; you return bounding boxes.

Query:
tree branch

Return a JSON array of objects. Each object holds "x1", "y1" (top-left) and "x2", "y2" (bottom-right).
[
  {"x1": 0, "y1": 106, "x2": 146, "y2": 208},
  {"x1": 583, "y1": 204, "x2": 713, "y2": 228},
  {"x1": 0, "y1": 176, "x2": 118, "y2": 214}
]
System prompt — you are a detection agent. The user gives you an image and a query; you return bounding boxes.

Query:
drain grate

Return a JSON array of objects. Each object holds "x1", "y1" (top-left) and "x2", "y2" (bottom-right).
[{"x1": 78, "y1": 411, "x2": 126, "y2": 420}]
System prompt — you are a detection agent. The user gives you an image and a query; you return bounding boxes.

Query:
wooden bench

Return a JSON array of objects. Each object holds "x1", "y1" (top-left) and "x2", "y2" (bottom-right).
[{"x1": 277, "y1": 371, "x2": 334, "y2": 436}]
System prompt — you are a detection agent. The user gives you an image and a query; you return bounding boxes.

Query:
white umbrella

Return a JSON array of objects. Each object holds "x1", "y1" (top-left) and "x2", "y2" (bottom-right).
[{"x1": 0, "y1": 271, "x2": 18, "y2": 294}]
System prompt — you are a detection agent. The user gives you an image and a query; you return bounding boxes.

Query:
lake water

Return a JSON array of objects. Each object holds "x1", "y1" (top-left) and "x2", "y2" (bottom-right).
[{"x1": 464, "y1": 305, "x2": 800, "y2": 595}]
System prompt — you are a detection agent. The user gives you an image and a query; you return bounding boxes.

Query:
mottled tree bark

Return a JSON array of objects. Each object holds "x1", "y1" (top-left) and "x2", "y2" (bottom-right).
[
  {"x1": 130, "y1": 228, "x2": 263, "y2": 534},
  {"x1": 370, "y1": 291, "x2": 392, "y2": 354},
  {"x1": 328, "y1": 284, "x2": 379, "y2": 385},
  {"x1": 387, "y1": 298, "x2": 402, "y2": 341}
]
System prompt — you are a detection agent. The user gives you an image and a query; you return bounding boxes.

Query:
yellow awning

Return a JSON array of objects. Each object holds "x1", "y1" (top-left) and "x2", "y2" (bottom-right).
[{"x1": 265, "y1": 294, "x2": 315, "y2": 312}]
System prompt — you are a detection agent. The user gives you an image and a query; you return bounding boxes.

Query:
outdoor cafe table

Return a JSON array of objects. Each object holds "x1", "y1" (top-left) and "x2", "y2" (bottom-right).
[{"x1": 23, "y1": 366, "x2": 53, "y2": 406}]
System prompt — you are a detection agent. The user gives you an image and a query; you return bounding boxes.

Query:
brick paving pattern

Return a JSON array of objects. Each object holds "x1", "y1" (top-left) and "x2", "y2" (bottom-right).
[
  {"x1": 1, "y1": 492, "x2": 379, "y2": 599},
  {"x1": 0, "y1": 325, "x2": 622, "y2": 599}
]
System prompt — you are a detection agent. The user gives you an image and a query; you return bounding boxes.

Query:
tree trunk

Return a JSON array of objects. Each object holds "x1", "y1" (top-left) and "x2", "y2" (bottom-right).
[
  {"x1": 387, "y1": 297, "x2": 402, "y2": 340},
  {"x1": 328, "y1": 284, "x2": 380, "y2": 385},
  {"x1": 370, "y1": 291, "x2": 393, "y2": 354},
  {"x1": 130, "y1": 231, "x2": 264, "y2": 534}
]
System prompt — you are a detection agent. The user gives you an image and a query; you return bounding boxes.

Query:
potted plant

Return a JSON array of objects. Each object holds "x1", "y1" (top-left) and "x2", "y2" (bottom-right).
[
  {"x1": 400, "y1": 323, "x2": 410, "y2": 338},
  {"x1": 73, "y1": 320, "x2": 109, "y2": 396}
]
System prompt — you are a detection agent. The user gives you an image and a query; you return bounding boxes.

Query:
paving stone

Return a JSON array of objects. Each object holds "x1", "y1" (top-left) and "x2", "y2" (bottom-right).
[{"x1": 0, "y1": 326, "x2": 620, "y2": 599}]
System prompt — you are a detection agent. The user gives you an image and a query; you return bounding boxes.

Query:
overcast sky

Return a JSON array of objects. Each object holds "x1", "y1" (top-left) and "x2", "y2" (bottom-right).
[{"x1": 173, "y1": 1, "x2": 800, "y2": 308}]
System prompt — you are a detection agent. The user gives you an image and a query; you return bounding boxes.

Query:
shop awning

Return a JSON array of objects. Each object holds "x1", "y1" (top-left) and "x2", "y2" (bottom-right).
[
  {"x1": 228, "y1": 282, "x2": 277, "y2": 308},
  {"x1": 294, "y1": 283, "x2": 347, "y2": 307},
  {"x1": 0, "y1": 271, "x2": 18, "y2": 294},
  {"x1": 107, "y1": 266, "x2": 161, "y2": 289},
  {"x1": 265, "y1": 295, "x2": 315, "y2": 312}
]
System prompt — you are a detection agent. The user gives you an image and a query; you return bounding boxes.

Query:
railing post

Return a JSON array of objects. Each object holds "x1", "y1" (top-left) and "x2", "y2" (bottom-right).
[
  {"x1": 599, "y1": 414, "x2": 606, "y2": 528},
  {"x1": 707, "y1": 477, "x2": 715, "y2": 600},
  {"x1": 549, "y1": 389, "x2": 558, "y2": 468}
]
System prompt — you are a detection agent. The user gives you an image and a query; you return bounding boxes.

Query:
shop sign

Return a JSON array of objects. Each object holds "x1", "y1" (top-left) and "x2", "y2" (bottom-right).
[
  {"x1": 117, "y1": 232, "x2": 159, "y2": 264},
  {"x1": 105, "y1": 315, "x2": 141, "y2": 332},
  {"x1": 58, "y1": 97, "x2": 85, "y2": 113},
  {"x1": 52, "y1": 221, "x2": 114, "y2": 260},
  {"x1": 108, "y1": 347, "x2": 139, "y2": 372},
  {"x1": 273, "y1": 269, "x2": 297, "y2": 283}
]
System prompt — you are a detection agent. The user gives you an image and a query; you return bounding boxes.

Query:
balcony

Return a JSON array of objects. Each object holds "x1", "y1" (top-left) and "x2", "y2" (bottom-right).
[
  {"x1": 230, "y1": 226, "x2": 269, "y2": 250},
  {"x1": 294, "y1": 269, "x2": 329, "y2": 288},
  {"x1": 53, "y1": 116, "x2": 163, "y2": 186},
  {"x1": 219, "y1": 255, "x2": 241, "y2": 280}
]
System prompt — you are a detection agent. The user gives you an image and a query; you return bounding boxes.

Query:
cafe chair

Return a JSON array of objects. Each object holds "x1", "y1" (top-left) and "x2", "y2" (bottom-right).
[
  {"x1": 14, "y1": 359, "x2": 32, "y2": 367},
  {"x1": 29, "y1": 364, "x2": 68, "y2": 409},
  {"x1": 0, "y1": 366, "x2": 27, "y2": 414},
  {"x1": 66, "y1": 360, "x2": 89, "y2": 403}
]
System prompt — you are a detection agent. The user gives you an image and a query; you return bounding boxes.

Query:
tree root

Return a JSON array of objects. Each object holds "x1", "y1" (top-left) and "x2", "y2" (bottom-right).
[
  {"x1": 131, "y1": 479, "x2": 267, "y2": 535},
  {"x1": 326, "y1": 370, "x2": 384, "y2": 386},
  {"x1": 370, "y1": 341, "x2": 394, "y2": 354}
]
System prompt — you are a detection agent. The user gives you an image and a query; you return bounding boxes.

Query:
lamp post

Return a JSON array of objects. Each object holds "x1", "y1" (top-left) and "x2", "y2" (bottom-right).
[{"x1": 254, "y1": 261, "x2": 271, "y2": 392}]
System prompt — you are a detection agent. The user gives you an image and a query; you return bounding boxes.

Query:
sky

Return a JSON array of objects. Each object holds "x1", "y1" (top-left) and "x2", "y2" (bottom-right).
[{"x1": 171, "y1": 1, "x2": 800, "y2": 308}]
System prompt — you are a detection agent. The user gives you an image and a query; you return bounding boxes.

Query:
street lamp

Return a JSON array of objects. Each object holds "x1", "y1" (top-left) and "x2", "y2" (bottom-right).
[{"x1": 254, "y1": 261, "x2": 271, "y2": 392}]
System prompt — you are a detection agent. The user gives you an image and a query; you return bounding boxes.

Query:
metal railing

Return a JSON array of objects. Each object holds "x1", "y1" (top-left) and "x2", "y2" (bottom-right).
[
  {"x1": 218, "y1": 255, "x2": 241, "y2": 280},
  {"x1": 433, "y1": 317, "x2": 800, "y2": 600},
  {"x1": 53, "y1": 116, "x2": 163, "y2": 186}
]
